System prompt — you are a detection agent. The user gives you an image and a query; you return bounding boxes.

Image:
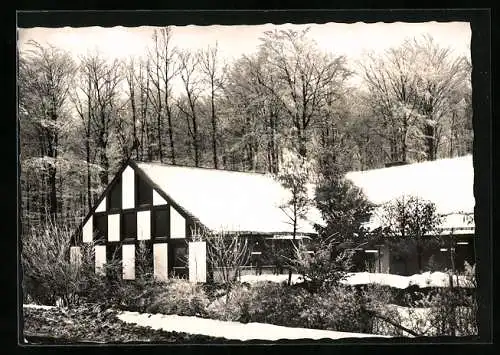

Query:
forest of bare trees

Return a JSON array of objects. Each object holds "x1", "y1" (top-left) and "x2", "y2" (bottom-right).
[{"x1": 18, "y1": 27, "x2": 473, "y2": 232}]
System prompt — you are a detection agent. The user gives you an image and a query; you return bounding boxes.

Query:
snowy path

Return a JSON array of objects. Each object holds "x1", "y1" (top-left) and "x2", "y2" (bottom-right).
[
  {"x1": 117, "y1": 311, "x2": 390, "y2": 341},
  {"x1": 240, "y1": 271, "x2": 473, "y2": 289}
]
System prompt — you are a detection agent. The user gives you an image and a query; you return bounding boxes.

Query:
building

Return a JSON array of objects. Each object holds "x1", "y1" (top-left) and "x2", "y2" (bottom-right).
[
  {"x1": 71, "y1": 159, "x2": 322, "y2": 283},
  {"x1": 345, "y1": 154, "x2": 475, "y2": 275},
  {"x1": 71, "y1": 154, "x2": 474, "y2": 281}
]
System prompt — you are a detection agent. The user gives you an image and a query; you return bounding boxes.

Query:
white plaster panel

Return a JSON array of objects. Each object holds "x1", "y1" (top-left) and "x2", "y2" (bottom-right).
[
  {"x1": 95, "y1": 197, "x2": 106, "y2": 213},
  {"x1": 94, "y1": 245, "x2": 106, "y2": 275},
  {"x1": 153, "y1": 243, "x2": 169, "y2": 281},
  {"x1": 108, "y1": 214, "x2": 120, "y2": 242},
  {"x1": 153, "y1": 189, "x2": 167, "y2": 206},
  {"x1": 122, "y1": 166, "x2": 135, "y2": 209},
  {"x1": 137, "y1": 210, "x2": 151, "y2": 240},
  {"x1": 70, "y1": 246, "x2": 82, "y2": 267},
  {"x1": 122, "y1": 244, "x2": 136, "y2": 280},
  {"x1": 82, "y1": 215, "x2": 93, "y2": 243},
  {"x1": 188, "y1": 241, "x2": 207, "y2": 283},
  {"x1": 170, "y1": 206, "x2": 186, "y2": 239}
]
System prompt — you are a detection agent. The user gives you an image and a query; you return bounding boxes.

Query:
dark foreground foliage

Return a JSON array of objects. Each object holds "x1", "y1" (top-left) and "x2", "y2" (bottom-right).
[{"x1": 22, "y1": 304, "x2": 232, "y2": 344}]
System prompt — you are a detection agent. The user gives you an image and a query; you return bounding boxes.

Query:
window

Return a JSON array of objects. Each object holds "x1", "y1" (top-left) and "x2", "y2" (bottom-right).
[
  {"x1": 135, "y1": 173, "x2": 152, "y2": 206},
  {"x1": 152, "y1": 208, "x2": 169, "y2": 238},
  {"x1": 169, "y1": 241, "x2": 187, "y2": 278},
  {"x1": 121, "y1": 211, "x2": 137, "y2": 240},
  {"x1": 108, "y1": 177, "x2": 122, "y2": 211},
  {"x1": 106, "y1": 244, "x2": 121, "y2": 281},
  {"x1": 136, "y1": 241, "x2": 154, "y2": 276},
  {"x1": 93, "y1": 214, "x2": 107, "y2": 241}
]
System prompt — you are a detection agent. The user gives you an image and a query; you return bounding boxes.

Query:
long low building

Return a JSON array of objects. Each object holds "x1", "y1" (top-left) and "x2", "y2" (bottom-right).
[
  {"x1": 71, "y1": 154, "x2": 475, "y2": 281},
  {"x1": 345, "y1": 154, "x2": 475, "y2": 275},
  {"x1": 71, "y1": 159, "x2": 323, "y2": 282}
]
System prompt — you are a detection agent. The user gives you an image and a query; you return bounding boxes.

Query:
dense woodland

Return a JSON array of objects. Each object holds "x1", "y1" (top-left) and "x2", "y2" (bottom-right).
[{"x1": 18, "y1": 27, "x2": 473, "y2": 231}]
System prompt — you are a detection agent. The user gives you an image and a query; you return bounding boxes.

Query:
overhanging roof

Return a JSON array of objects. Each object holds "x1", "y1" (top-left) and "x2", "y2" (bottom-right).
[
  {"x1": 345, "y1": 155, "x2": 475, "y2": 232},
  {"x1": 134, "y1": 162, "x2": 323, "y2": 235},
  {"x1": 345, "y1": 155, "x2": 474, "y2": 215}
]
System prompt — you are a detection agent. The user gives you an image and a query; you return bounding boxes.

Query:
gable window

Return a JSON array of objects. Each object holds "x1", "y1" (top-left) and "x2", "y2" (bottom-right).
[
  {"x1": 152, "y1": 207, "x2": 169, "y2": 239},
  {"x1": 135, "y1": 173, "x2": 153, "y2": 207},
  {"x1": 108, "y1": 177, "x2": 122, "y2": 211},
  {"x1": 121, "y1": 211, "x2": 137, "y2": 241},
  {"x1": 93, "y1": 214, "x2": 108, "y2": 242}
]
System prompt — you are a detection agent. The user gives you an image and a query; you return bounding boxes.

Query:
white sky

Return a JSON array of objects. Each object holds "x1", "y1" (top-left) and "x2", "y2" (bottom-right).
[
  {"x1": 18, "y1": 22, "x2": 471, "y2": 63},
  {"x1": 18, "y1": 22, "x2": 471, "y2": 93}
]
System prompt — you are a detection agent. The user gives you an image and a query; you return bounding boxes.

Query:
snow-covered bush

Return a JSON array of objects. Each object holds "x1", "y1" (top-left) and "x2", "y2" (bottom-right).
[
  {"x1": 146, "y1": 278, "x2": 210, "y2": 317},
  {"x1": 206, "y1": 283, "x2": 253, "y2": 322},
  {"x1": 21, "y1": 219, "x2": 110, "y2": 307}
]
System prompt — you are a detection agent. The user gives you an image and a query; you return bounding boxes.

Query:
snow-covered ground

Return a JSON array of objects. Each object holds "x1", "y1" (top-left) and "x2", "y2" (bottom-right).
[
  {"x1": 341, "y1": 271, "x2": 473, "y2": 289},
  {"x1": 23, "y1": 304, "x2": 56, "y2": 310},
  {"x1": 239, "y1": 272, "x2": 473, "y2": 289},
  {"x1": 239, "y1": 273, "x2": 305, "y2": 285},
  {"x1": 117, "y1": 311, "x2": 390, "y2": 341}
]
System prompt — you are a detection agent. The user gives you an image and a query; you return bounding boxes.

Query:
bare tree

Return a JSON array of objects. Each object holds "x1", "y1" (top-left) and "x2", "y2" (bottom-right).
[
  {"x1": 199, "y1": 42, "x2": 225, "y2": 168},
  {"x1": 177, "y1": 50, "x2": 202, "y2": 166},
  {"x1": 124, "y1": 58, "x2": 140, "y2": 159},
  {"x1": 79, "y1": 53, "x2": 123, "y2": 185},
  {"x1": 19, "y1": 41, "x2": 77, "y2": 221},
  {"x1": 411, "y1": 35, "x2": 470, "y2": 160},
  {"x1": 205, "y1": 231, "x2": 250, "y2": 285},
  {"x1": 275, "y1": 149, "x2": 313, "y2": 285},
  {"x1": 359, "y1": 35, "x2": 471, "y2": 162},
  {"x1": 256, "y1": 29, "x2": 351, "y2": 158},
  {"x1": 379, "y1": 195, "x2": 442, "y2": 273},
  {"x1": 359, "y1": 44, "x2": 424, "y2": 163}
]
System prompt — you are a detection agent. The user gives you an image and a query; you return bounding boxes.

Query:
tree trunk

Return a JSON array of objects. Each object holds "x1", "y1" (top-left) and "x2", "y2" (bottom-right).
[
  {"x1": 416, "y1": 244, "x2": 423, "y2": 273},
  {"x1": 424, "y1": 121, "x2": 436, "y2": 161},
  {"x1": 48, "y1": 164, "x2": 57, "y2": 222},
  {"x1": 166, "y1": 104, "x2": 176, "y2": 165},
  {"x1": 192, "y1": 114, "x2": 199, "y2": 167},
  {"x1": 130, "y1": 77, "x2": 139, "y2": 160},
  {"x1": 211, "y1": 86, "x2": 218, "y2": 169},
  {"x1": 288, "y1": 200, "x2": 297, "y2": 286},
  {"x1": 86, "y1": 135, "x2": 92, "y2": 211}
]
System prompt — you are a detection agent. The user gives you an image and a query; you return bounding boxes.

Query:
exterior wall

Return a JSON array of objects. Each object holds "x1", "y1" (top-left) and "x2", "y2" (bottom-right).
[
  {"x1": 189, "y1": 241, "x2": 207, "y2": 283},
  {"x1": 385, "y1": 234, "x2": 475, "y2": 276},
  {"x1": 95, "y1": 245, "x2": 106, "y2": 275},
  {"x1": 82, "y1": 216, "x2": 93, "y2": 243},
  {"x1": 137, "y1": 210, "x2": 151, "y2": 240},
  {"x1": 78, "y1": 163, "x2": 197, "y2": 282},
  {"x1": 153, "y1": 243, "x2": 169, "y2": 281},
  {"x1": 122, "y1": 166, "x2": 135, "y2": 209},
  {"x1": 153, "y1": 190, "x2": 167, "y2": 206},
  {"x1": 122, "y1": 244, "x2": 135, "y2": 280},
  {"x1": 70, "y1": 246, "x2": 82, "y2": 266},
  {"x1": 170, "y1": 207, "x2": 186, "y2": 239},
  {"x1": 96, "y1": 197, "x2": 106, "y2": 213},
  {"x1": 108, "y1": 214, "x2": 120, "y2": 242}
]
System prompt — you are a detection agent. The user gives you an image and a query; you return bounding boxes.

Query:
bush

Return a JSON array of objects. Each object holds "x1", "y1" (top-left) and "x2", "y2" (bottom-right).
[
  {"x1": 21, "y1": 220, "x2": 81, "y2": 306},
  {"x1": 206, "y1": 283, "x2": 253, "y2": 322},
  {"x1": 248, "y1": 282, "x2": 309, "y2": 327},
  {"x1": 146, "y1": 278, "x2": 210, "y2": 317},
  {"x1": 206, "y1": 281, "x2": 371, "y2": 334},
  {"x1": 360, "y1": 265, "x2": 478, "y2": 336},
  {"x1": 299, "y1": 285, "x2": 372, "y2": 333}
]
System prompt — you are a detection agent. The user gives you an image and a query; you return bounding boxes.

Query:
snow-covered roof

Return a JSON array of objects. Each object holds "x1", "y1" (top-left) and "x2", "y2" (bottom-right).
[
  {"x1": 345, "y1": 155, "x2": 474, "y2": 216},
  {"x1": 134, "y1": 162, "x2": 323, "y2": 235},
  {"x1": 133, "y1": 155, "x2": 473, "y2": 235}
]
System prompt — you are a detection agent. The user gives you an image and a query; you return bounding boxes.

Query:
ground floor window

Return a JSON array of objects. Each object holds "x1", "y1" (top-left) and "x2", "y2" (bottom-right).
[{"x1": 169, "y1": 241, "x2": 188, "y2": 278}]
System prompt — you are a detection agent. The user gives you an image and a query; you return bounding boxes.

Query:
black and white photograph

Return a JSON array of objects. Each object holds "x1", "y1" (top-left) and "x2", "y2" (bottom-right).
[{"x1": 17, "y1": 10, "x2": 491, "y2": 345}]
